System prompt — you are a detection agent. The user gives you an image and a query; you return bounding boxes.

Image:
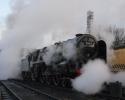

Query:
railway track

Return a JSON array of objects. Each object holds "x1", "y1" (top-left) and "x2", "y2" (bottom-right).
[
  {"x1": 0, "y1": 80, "x2": 58, "y2": 100},
  {"x1": 1, "y1": 80, "x2": 125, "y2": 100},
  {"x1": 0, "y1": 80, "x2": 88, "y2": 100},
  {"x1": 0, "y1": 82, "x2": 21, "y2": 100},
  {"x1": 11, "y1": 80, "x2": 88, "y2": 100}
]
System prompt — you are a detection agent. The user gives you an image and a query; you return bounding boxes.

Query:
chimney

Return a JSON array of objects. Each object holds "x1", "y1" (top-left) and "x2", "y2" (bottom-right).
[{"x1": 86, "y1": 11, "x2": 93, "y2": 34}]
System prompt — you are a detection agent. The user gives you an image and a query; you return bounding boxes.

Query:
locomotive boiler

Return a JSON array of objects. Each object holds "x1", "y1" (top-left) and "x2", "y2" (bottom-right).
[{"x1": 21, "y1": 33, "x2": 106, "y2": 87}]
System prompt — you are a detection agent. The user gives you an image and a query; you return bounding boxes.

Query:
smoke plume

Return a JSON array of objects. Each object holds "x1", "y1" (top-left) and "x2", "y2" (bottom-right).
[
  {"x1": 72, "y1": 59, "x2": 111, "y2": 94},
  {"x1": 43, "y1": 38, "x2": 76, "y2": 65}
]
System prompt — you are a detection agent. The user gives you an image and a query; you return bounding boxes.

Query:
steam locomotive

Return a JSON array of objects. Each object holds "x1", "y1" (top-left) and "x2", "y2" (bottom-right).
[{"x1": 21, "y1": 34, "x2": 106, "y2": 87}]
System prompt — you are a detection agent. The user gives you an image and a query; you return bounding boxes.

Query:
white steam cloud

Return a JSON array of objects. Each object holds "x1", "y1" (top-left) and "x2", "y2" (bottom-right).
[
  {"x1": 72, "y1": 59, "x2": 111, "y2": 94},
  {"x1": 43, "y1": 39, "x2": 76, "y2": 65},
  {"x1": 0, "y1": 47, "x2": 21, "y2": 79}
]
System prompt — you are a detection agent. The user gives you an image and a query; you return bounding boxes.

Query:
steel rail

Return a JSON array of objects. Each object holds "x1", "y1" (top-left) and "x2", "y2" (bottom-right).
[
  {"x1": 0, "y1": 81, "x2": 22, "y2": 100},
  {"x1": 11, "y1": 80, "x2": 59, "y2": 100}
]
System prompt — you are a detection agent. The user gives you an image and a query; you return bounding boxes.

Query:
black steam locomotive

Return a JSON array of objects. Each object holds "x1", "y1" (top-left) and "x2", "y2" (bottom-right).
[{"x1": 21, "y1": 34, "x2": 106, "y2": 87}]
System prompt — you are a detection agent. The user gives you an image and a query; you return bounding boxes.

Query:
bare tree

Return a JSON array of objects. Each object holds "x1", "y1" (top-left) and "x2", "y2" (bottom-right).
[{"x1": 106, "y1": 26, "x2": 125, "y2": 49}]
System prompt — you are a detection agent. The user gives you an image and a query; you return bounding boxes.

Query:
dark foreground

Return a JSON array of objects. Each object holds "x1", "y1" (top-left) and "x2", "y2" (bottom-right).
[{"x1": 0, "y1": 80, "x2": 125, "y2": 100}]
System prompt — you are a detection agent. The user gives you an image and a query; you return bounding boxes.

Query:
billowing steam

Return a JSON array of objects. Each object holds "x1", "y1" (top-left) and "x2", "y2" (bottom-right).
[
  {"x1": 0, "y1": 47, "x2": 21, "y2": 79},
  {"x1": 63, "y1": 39, "x2": 76, "y2": 60},
  {"x1": 43, "y1": 38, "x2": 76, "y2": 65},
  {"x1": 72, "y1": 59, "x2": 111, "y2": 94}
]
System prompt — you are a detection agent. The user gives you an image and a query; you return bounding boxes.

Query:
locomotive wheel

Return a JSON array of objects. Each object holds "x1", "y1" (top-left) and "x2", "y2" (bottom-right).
[
  {"x1": 61, "y1": 79, "x2": 67, "y2": 87},
  {"x1": 31, "y1": 73, "x2": 35, "y2": 81},
  {"x1": 46, "y1": 76, "x2": 51, "y2": 85},
  {"x1": 40, "y1": 75, "x2": 44, "y2": 84},
  {"x1": 53, "y1": 78, "x2": 57, "y2": 86},
  {"x1": 27, "y1": 72, "x2": 31, "y2": 80},
  {"x1": 40, "y1": 78, "x2": 44, "y2": 83},
  {"x1": 52, "y1": 77, "x2": 59, "y2": 86},
  {"x1": 46, "y1": 78, "x2": 51, "y2": 85},
  {"x1": 23, "y1": 72, "x2": 26, "y2": 80},
  {"x1": 66, "y1": 79, "x2": 72, "y2": 88},
  {"x1": 61, "y1": 79, "x2": 70, "y2": 87},
  {"x1": 25, "y1": 73, "x2": 28, "y2": 80},
  {"x1": 23, "y1": 72, "x2": 28, "y2": 80}
]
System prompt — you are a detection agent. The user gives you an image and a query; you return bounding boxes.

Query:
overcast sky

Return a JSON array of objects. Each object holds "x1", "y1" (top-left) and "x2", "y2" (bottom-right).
[
  {"x1": 0, "y1": 0, "x2": 11, "y2": 39},
  {"x1": 0, "y1": 0, "x2": 11, "y2": 25},
  {"x1": 0, "y1": 0, "x2": 125, "y2": 40}
]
